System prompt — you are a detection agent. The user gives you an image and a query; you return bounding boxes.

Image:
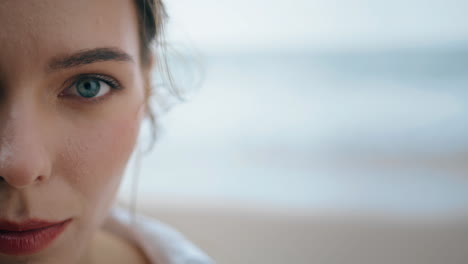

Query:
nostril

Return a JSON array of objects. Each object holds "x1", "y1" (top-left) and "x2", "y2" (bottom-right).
[
  {"x1": 36, "y1": 175, "x2": 45, "y2": 182},
  {"x1": 0, "y1": 175, "x2": 47, "y2": 187}
]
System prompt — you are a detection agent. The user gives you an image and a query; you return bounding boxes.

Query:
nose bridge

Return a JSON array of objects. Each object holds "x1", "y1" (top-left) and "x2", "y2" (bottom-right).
[
  {"x1": 2, "y1": 105, "x2": 36, "y2": 154},
  {"x1": 0, "y1": 101, "x2": 51, "y2": 189}
]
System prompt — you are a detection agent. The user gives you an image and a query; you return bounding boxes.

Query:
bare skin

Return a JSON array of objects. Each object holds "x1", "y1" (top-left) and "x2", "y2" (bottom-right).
[
  {"x1": 0, "y1": 0, "x2": 151, "y2": 263},
  {"x1": 90, "y1": 230, "x2": 149, "y2": 264}
]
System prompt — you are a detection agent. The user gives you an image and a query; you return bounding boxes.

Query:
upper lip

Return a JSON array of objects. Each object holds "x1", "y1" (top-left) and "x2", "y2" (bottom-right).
[{"x1": 0, "y1": 219, "x2": 68, "y2": 232}]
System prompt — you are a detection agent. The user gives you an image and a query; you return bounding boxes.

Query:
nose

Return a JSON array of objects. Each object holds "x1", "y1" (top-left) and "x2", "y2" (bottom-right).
[{"x1": 0, "y1": 107, "x2": 52, "y2": 189}]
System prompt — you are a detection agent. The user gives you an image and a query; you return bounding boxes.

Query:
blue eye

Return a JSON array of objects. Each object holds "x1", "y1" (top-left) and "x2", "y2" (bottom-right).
[
  {"x1": 76, "y1": 79, "x2": 104, "y2": 98},
  {"x1": 61, "y1": 74, "x2": 120, "y2": 100}
]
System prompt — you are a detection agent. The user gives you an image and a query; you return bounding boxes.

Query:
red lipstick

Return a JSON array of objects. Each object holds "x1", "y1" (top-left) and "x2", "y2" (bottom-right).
[{"x1": 0, "y1": 219, "x2": 71, "y2": 256}]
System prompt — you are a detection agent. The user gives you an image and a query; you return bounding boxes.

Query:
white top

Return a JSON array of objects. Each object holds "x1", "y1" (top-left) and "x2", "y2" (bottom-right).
[{"x1": 103, "y1": 207, "x2": 214, "y2": 264}]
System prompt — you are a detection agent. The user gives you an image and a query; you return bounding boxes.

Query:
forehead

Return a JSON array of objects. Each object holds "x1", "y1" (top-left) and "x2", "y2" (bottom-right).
[{"x1": 0, "y1": 0, "x2": 140, "y2": 70}]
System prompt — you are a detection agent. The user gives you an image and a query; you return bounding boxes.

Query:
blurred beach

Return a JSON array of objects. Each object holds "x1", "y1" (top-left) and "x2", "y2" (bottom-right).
[
  {"x1": 119, "y1": 46, "x2": 468, "y2": 217},
  {"x1": 116, "y1": 49, "x2": 468, "y2": 263},
  {"x1": 116, "y1": 1, "x2": 468, "y2": 262}
]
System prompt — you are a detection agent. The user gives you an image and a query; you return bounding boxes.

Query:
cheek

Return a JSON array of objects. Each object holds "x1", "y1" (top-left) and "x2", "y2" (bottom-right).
[
  {"x1": 59, "y1": 109, "x2": 141, "y2": 219},
  {"x1": 84, "y1": 118, "x2": 138, "y2": 197}
]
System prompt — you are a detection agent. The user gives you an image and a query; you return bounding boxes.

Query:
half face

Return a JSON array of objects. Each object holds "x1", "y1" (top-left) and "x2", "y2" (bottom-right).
[{"x1": 0, "y1": 0, "x2": 146, "y2": 263}]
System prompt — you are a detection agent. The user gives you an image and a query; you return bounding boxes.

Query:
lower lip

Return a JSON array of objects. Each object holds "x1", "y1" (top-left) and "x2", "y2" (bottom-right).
[{"x1": 0, "y1": 220, "x2": 71, "y2": 256}]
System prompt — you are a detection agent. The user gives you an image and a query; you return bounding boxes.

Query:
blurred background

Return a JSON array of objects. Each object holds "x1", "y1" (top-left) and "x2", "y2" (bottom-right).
[{"x1": 118, "y1": 0, "x2": 468, "y2": 263}]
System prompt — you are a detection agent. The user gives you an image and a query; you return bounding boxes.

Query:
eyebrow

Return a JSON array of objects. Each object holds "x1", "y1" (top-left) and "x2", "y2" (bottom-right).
[{"x1": 48, "y1": 47, "x2": 134, "y2": 70}]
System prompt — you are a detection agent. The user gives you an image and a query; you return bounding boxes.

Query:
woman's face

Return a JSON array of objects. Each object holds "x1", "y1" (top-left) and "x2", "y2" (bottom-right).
[{"x1": 0, "y1": 0, "x2": 147, "y2": 263}]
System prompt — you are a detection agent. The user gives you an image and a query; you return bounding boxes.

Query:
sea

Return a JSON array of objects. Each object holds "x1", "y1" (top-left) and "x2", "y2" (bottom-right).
[{"x1": 119, "y1": 46, "x2": 468, "y2": 217}]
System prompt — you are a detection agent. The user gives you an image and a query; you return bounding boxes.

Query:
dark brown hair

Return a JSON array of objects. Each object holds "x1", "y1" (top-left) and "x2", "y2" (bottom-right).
[
  {"x1": 134, "y1": 0, "x2": 167, "y2": 66},
  {"x1": 127, "y1": 0, "x2": 170, "y2": 219},
  {"x1": 134, "y1": 0, "x2": 171, "y2": 150}
]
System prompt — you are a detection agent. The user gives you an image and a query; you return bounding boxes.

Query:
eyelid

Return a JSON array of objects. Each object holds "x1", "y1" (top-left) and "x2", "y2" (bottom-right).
[
  {"x1": 64, "y1": 73, "x2": 123, "y2": 91},
  {"x1": 57, "y1": 74, "x2": 124, "y2": 105},
  {"x1": 59, "y1": 73, "x2": 124, "y2": 101}
]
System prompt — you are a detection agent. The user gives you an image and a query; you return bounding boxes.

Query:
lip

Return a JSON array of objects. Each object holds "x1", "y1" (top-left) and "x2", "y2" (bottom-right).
[{"x1": 0, "y1": 219, "x2": 72, "y2": 256}]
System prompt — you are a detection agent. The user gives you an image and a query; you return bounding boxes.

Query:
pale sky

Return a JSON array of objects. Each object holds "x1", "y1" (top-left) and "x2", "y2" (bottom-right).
[{"x1": 165, "y1": 0, "x2": 468, "y2": 52}]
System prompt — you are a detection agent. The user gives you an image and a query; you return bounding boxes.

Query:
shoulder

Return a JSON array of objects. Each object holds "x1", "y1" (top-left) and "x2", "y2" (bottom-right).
[
  {"x1": 93, "y1": 228, "x2": 150, "y2": 264},
  {"x1": 103, "y1": 206, "x2": 215, "y2": 264}
]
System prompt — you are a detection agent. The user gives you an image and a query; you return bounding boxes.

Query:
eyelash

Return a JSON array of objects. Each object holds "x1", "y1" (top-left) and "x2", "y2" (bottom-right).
[{"x1": 60, "y1": 73, "x2": 123, "y2": 103}]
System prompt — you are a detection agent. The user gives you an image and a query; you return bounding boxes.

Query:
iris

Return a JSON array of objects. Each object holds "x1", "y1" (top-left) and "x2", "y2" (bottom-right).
[{"x1": 76, "y1": 79, "x2": 101, "y2": 98}]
